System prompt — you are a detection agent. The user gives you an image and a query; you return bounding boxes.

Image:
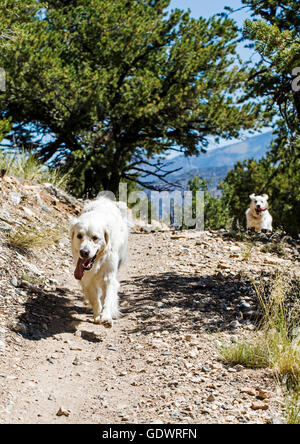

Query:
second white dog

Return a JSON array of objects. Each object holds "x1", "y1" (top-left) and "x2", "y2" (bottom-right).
[
  {"x1": 70, "y1": 197, "x2": 130, "y2": 327},
  {"x1": 246, "y1": 193, "x2": 273, "y2": 232}
]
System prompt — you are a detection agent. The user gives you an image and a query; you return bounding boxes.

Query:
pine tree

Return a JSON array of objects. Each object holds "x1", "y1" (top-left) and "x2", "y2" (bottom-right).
[
  {"x1": 220, "y1": 1, "x2": 300, "y2": 234},
  {"x1": 0, "y1": 0, "x2": 263, "y2": 196}
]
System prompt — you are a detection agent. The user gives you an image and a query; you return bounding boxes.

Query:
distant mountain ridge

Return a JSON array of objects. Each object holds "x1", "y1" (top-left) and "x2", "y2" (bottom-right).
[
  {"x1": 165, "y1": 132, "x2": 274, "y2": 194},
  {"x1": 169, "y1": 131, "x2": 273, "y2": 172}
]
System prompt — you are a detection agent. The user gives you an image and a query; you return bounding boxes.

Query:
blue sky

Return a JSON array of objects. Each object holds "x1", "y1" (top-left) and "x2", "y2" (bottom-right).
[
  {"x1": 169, "y1": 0, "x2": 254, "y2": 62},
  {"x1": 167, "y1": 0, "x2": 271, "y2": 153},
  {"x1": 169, "y1": 0, "x2": 249, "y2": 23}
]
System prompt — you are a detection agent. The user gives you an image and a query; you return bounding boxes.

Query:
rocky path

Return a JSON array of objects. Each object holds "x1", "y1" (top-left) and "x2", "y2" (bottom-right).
[
  {"x1": 1, "y1": 175, "x2": 299, "y2": 423},
  {"x1": 2, "y1": 224, "x2": 298, "y2": 424}
]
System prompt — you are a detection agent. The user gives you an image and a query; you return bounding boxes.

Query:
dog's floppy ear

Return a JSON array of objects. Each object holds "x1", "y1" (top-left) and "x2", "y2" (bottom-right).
[
  {"x1": 249, "y1": 193, "x2": 256, "y2": 200},
  {"x1": 104, "y1": 229, "x2": 112, "y2": 252},
  {"x1": 70, "y1": 217, "x2": 78, "y2": 240},
  {"x1": 262, "y1": 194, "x2": 269, "y2": 200}
]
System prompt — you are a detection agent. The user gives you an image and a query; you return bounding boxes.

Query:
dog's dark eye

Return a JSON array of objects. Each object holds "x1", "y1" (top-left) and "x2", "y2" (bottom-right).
[
  {"x1": 77, "y1": 233, "x2": 83, "y2": 239},
  {"x1": 92, "y1": 236, "x2": 98, "y2": 241}
]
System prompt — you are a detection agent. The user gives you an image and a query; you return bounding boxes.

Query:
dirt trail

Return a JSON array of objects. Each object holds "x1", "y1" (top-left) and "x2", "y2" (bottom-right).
[
  {"x1": 2, "y1": 228, "x2": 297, "y2": 424},
  {"x1": 0, "y1": 176, "x2": 299, "y2": 424}
]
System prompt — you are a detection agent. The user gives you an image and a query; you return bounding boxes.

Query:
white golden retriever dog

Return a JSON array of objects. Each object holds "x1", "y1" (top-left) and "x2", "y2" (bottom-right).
[
  {"x1": 70, "y1": 197, "x2": 130, "y2": 327},
  {"x1": 246, "y1": 193, "x2": 273, "y2": 232}
]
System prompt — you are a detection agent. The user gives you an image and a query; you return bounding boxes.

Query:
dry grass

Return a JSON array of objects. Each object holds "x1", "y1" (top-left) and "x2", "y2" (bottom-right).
[
  {"x1": 241, "y1": 241, "x2": 254, "y2": 262},
  {"x1": 220, "y1": 338, "x2": 270, "y2": 369},
  {"x1": 0, "y1": 150, "x2": 70, "y2": 189},
  {"x1": 285, "y1": 382, "x2": 300, "y2": 424},
  {"x1": 21, "y1": 273, "x2": 45, "y2": 286},
  {"x1": 261, "y1": 242, "x2": 286, "y2": 257},
  {"x1": 219, "y1": 274, "x2": 300, "y2": 423},
  {"x1": 7, "y1": 225, "x2": 63, "y2": 251}
]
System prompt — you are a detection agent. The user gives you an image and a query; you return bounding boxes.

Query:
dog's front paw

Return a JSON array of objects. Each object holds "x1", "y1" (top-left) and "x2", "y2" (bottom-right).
[
  {"x1": 94, "y1": 315, "x2": 102, "y2": 324},
  {"x1": 101, "y1": 314, "x2": 113, "y2": 328}
]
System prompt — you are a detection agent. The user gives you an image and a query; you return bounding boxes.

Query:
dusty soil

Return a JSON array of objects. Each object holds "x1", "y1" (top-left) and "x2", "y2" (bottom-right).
[{"x1": 0, "y1": 175, "x2": 299, "y2": 424}]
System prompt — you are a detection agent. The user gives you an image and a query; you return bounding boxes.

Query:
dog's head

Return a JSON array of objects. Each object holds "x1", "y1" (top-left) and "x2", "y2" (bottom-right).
[
  {"x1": 249, "y1": 193, "x2": 269, "y2": 215},
  {"x1": 70, "y1": 216, "x2": 109, "y2": 280}
]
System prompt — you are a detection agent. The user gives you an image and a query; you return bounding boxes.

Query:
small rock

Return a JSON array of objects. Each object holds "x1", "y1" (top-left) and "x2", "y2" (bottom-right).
[
  {"x1": 22, "y1": 207, "x2": 34, "y2": 218},
  {"x1": 188, "y1": 349, "x2": 198, "y2": 358},
  {"x1": 201, "y1": 365, "x2": 211, "y2": 373},
  {"x1": 229, "y1": 320, "x2": 240, "y2": 329},
  {"x1": 264, "y1": 256, "x2": 280, "y2": 265},
  {"x1": 251, "y1": 402, "x2": 269, "y2": 410},
  {"x1": 41, "y1": 205, "x2": 51, "y2": 213},
  {"x1": 218, "y1": 262, "x2": 230, "y2": 269},
  {"x1": 10, "y1": 277, "x2": 18, "y2": 287},
  {"x1": 48, "y1": 393, "x2": 56, "y2": 401},
  {"x1": 207, "y1": 394, "x2": 215, "y2": 402},
  {"x1": 9, "y1": 192, "x2": 22, "y2": 205},
  {"x1": 240, "y1": 387, "x2": 256, "y2": 397},
  {"x1": 256, "y1": 388, "x2": 268, "y2": 400},
  {"x1": 272, "y1": 416, "x2": 282, "y2": 424},
  {"x1": 56, "y1": 407, "x2": 70, "y2": 417},
  {"x1": 239, "y1": 301, "x2": 251, "y2": 311},
  {"x1": 72, "y1": 356, "x2": 81, "y2": 366},
  {"x1": 0, "y1": 209, "x2": 12, "y2": 222},
  {"x1": 233, "y1": 364, "x2": 244, "y2": 371},
  {"x1": 15, "y1": 322, "x2": 27, "y2": 335},
  {"x1": 0, "y1": 221, "x2": 12, "y2": 231},
  {"x1": 230, "y1": 246, "x2": 240, "y2": 253},
  {"x1": 20, "y1": 279, "x2": 44, "y2": 295}
]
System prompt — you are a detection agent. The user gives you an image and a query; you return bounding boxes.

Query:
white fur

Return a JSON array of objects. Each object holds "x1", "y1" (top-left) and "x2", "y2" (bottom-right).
[
  {"x1": 70, "y1": 197, "x2": 130, "y2": 327},
  {"x1": 246, "y1": 193, "x2": 273, "y2": 232}
]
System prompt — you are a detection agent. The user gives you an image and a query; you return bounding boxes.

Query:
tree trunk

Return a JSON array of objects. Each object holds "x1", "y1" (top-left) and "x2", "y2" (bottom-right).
[{"x1": 292, "y1": 90, "x2": 300, "y2": 125}]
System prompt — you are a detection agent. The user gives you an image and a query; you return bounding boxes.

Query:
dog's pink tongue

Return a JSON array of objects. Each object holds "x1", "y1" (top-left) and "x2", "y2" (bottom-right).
[{"x1": 74, "y1": 258, "x2": 84, "y2": 280}]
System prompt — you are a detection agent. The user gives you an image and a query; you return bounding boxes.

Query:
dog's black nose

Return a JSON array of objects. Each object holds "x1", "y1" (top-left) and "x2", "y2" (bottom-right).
[
  {"x1": 80, "y1": 249, "x2": 90, "y2": 258},
  {"x1": 256, "y1": 204, "x2": 261, "y2": 208}
]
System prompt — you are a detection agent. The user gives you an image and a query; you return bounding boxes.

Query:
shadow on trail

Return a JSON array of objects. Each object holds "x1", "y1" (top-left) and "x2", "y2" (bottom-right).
[
  {"x1": 13, "y1": 288, "x2": 100, "y2": 342},
  {"x1": 120, "y1": 271, "x2": 262, "y2": 335}
]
